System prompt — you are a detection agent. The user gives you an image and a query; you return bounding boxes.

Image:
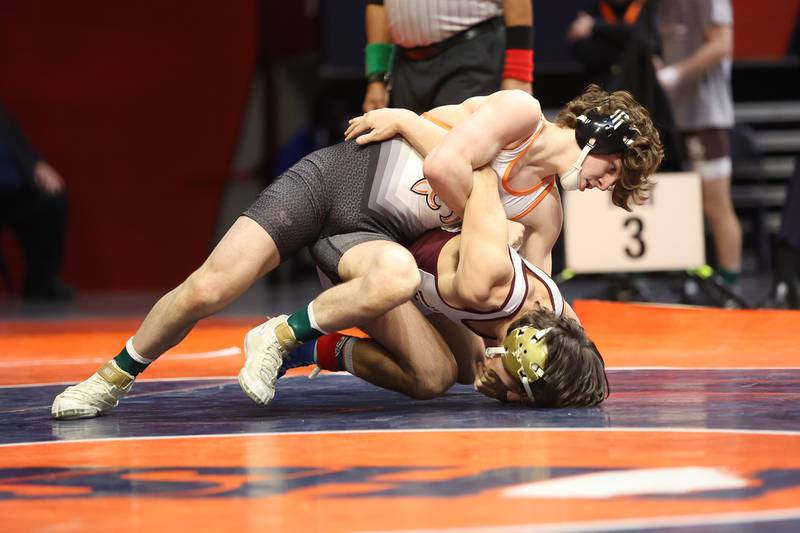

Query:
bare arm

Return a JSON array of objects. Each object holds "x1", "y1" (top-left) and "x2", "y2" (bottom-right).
[
  {"x1": 366, "y1": 3, "x2": 390, "y2": 44},
  {"x1": 515, "y1": 191, "x2": 563, "y2": 275},
  {"x1": 345, "y1": 97, "x2": 486, "y2": 158},
  {"x1": 423, "y1": 90, "x2": 542, "y2": 217},
  {"x1": 503, "y1": 0, "x2": 532, "y2": 26},
  {"x1": 363, "y1": 3, "x2": 392, "y2": 112},
  {"x1": 345, "y1": 108, "x2": 449, "y2": 159},
  {"x1": 454, "y1": 168, "x2": 514, "y2": 306},
  {"x1": 562, "y1": 300, "x2": 580, "y2": 324},
  {"x1": 662, "y1": 24, "x2": 732, "y2": 88},
  {"x1": 679, "y1": 24, "x2": 731, "y2": 81}
]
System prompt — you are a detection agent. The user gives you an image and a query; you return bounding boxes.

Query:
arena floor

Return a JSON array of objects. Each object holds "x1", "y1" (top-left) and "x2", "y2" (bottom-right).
[{"x1": 1, "y1": 297, "x2": 799, "y2": 532}]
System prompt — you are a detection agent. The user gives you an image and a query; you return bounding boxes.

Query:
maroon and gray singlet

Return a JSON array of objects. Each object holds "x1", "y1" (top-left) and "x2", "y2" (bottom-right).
[{"x1": 408, "y1": 229, "x2": 565, "y2": 337}]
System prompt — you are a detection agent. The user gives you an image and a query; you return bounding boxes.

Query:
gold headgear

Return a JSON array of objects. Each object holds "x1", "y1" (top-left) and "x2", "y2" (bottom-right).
[{"x1": 485, "y1": 326, "x2": 552, "y2": 401}]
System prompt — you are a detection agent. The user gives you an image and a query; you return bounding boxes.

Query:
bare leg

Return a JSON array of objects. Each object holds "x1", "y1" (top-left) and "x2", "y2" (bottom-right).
[
  {"x1": 243, "y1": 238, "x2": 461, "y2": 402},
  {"x1": 132, "y1": 216, "x2": 281, "y2": 358},
  {"x1": 311, "y1": 240, "x2": 422, "y2": 331},
  {"x1": 309, "y1": 240, "x2": 457, "y2": 399},
  {"x1": 702, "y1": 178, "x2": 742, "y2": 273},
  {"x1": 354, "y1": 302, "x2": 458, "y2": 400},
  {"x1": 53, "y1": 216, "x2": 284, "y2": 419},
  {"x1": 426, "y1": 314, "x2": 485, "y2": 384}
]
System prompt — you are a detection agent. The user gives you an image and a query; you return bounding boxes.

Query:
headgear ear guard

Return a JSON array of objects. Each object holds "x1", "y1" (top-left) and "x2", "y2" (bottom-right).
[
  {"x1": 485, "y1": 326, "x2": 553, "y2": 402},
  {"x1": 559, "y1": 107, "x2": 637, "y2": 191}
]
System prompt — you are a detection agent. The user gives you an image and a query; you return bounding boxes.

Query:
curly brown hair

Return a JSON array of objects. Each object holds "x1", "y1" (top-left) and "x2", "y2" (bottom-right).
[{"x1": 555, "y1": 84, "x2": 664, "y2": 211}]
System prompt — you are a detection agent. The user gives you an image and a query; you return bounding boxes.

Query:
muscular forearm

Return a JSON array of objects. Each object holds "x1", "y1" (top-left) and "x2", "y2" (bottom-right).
[
  {"x1": 365, "y1": 3, "x2": 390, "y2": 44},
  {"x1": 396, "y1": 112, "x2": 448, "y2": 159},
  {"x1": 503, "y1": 0, "x2": 532, "y2": 26},
  {"x1": 456, "y1": 168, "x2": 513, "y2": 301},
  {"x1": 424, "y1": 145, "x2": 475, "y2": 218}
]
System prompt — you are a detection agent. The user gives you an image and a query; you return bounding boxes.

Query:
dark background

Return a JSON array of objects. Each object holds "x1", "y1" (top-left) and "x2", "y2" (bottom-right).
[{"x1": 0, "y1": 0, "x2": 797, "y2": 291}]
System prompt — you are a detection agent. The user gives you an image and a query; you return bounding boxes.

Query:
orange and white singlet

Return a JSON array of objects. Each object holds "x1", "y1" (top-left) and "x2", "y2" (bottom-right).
[
  {"x1": 368, "y1": 121, "x2": 555, "y2": 243},
  {"x1": 489, "y1": 121, "x2": 557, "y2": 222}
]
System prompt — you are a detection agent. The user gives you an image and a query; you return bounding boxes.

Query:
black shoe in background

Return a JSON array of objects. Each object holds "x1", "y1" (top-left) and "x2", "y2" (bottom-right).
[
  {"x1": 680, "y1": 275, "x2": 749, "y2": 309},
  {"x1": 762, "y1": 280, "x2": 800, "y2": 309}
]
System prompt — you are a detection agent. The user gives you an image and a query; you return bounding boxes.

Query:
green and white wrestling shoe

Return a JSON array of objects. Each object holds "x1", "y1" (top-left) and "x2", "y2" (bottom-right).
[
  {"x1": 51, "y1": 361, "x2": 135, "y2": 420},
  {"x1": 239, "y1": 315, "x2": 300, "y2": 406}
]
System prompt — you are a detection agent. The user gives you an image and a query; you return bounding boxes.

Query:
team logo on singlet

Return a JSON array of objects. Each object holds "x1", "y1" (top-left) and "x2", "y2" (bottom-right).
[{"x1": 410, "y1": 178, "x2": 459, "y2": 225}]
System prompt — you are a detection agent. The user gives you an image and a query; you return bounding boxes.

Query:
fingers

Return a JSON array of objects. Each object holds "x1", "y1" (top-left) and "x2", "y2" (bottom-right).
[
  {"x1": 345, "y1": 114, "x2": 371, "y2": 140},
  {"x1": 474, "y1": 365, "x2": 505, "y2": 400}
]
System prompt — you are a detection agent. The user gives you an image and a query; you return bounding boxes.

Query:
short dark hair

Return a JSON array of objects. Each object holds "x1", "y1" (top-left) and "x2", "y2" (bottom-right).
[{"x1": 506, "y1": 308, "x2": 609, "y2": 407}]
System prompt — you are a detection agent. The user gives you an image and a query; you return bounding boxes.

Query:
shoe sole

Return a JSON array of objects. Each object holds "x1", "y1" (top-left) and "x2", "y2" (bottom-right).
[
  {"x1": 237, "y1": 369, "x2": 269, "y2": 407},
  {"x1": 51, "y1": 404, "x2": 102, "y2": 420}
]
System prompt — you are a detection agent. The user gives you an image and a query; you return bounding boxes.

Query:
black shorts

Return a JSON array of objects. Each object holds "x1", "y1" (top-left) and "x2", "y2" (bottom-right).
[
  {"x1": 242, "y1": 141, "x2": 402, "y2": 262},
  {"x1": 310, "y1": 232, "x2": 396, "y2": 283}
]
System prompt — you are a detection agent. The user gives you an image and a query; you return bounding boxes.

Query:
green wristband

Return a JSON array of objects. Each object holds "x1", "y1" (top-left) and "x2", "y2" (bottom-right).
[{"x1": 365, "y1": 42, "x2": 395, "y2": 77}]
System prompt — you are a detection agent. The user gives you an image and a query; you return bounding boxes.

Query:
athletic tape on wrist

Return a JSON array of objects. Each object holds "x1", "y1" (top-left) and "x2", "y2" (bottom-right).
[
  {"x1": 365, "y1": 42, "x2": 395, "y2": 77},
  {"x1": 503, "y1": 49, "x2": 534, "y2": 83}
]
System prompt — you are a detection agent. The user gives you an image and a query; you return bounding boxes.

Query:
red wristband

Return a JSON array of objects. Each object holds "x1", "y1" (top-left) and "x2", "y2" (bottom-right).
[{"x1": 503, "y1": 49, "x2": 534, "y2": 83}]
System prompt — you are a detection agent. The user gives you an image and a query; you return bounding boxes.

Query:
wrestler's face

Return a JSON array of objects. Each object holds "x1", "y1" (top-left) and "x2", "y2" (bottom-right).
[
  {"x1": 474, "y1": 353, "x2": 527, "y2": 404},
  {"x1": 579, "y1": 154, "x2": 622, "y2": 192}
]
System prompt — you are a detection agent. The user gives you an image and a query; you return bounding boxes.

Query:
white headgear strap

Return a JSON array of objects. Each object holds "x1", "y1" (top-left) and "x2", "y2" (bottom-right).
[{"x1": 558, "y1": 141, "x2": 596, "y2": 191}]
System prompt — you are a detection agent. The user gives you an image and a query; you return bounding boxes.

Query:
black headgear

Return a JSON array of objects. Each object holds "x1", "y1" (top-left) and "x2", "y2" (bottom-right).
[{"x1": 575, "y1": 108, "x2": 636, "y2": 154}]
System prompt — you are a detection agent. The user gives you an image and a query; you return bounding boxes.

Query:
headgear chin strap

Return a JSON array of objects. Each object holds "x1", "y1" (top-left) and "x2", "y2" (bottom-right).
[
  {"x1": 485, "y1": 326, "x2": 553, "y2": 402},
  {"x1": 558, "y1": 108, "x2": 636, "y2": 191}
]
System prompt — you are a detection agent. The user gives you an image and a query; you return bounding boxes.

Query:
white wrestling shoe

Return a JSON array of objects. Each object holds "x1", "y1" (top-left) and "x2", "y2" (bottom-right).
[
  {"x1": 51, "y1": 361, "x2": 135, "y2": 420},
  {"x1": 239, "y1": 315, "x2": 300, "y2": 406}
]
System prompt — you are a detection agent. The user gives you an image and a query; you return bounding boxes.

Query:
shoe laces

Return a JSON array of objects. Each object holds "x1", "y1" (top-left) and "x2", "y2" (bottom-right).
[{"x1": 256, "y1": 343, "x2": 285, "y2": 383}]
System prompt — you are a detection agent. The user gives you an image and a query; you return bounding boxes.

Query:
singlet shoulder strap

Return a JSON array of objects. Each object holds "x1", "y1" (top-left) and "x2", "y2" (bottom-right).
[
  {"x1": 421, "y1": 112, "x2": 452, "y2": 130},
  {"x1": 500, "y1": 121, "x2": 548, "y2": 196},
  {"x1": 519, "y1": 256, "x2": 565, "y2": 317}
]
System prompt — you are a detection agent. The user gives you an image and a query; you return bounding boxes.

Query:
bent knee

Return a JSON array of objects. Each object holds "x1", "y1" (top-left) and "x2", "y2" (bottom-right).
[
  {"x1": 406, "y1": 360, "x2": 458, "y2": 400},
  {"x1": 181, "y1": 270, "x2": 236, "y2": 314},
  {"x1": 367, "y1": 248, "x2": 421, "y2": 301}
]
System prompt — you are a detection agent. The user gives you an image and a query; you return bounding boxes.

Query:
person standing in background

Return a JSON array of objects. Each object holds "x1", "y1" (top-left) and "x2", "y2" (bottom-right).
[
  {"x1": 362, "y1": 0, "x2": 534, "y2": 114},
  {"x1": 0, "y1": 102, "x2": 76, "y2": 302},
  {"x1": 764, "y1": 158, "x2": 800, "y2": 309},
  {"x1": 657, "y1": 0, "x2": 743, "y2": 303},
  {"x1": 567, "y1": 0, "x2": 684, "y2": 172}
]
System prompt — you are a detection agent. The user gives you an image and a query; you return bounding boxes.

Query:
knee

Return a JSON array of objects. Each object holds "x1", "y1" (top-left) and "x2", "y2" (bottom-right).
[
  {"x1": 365, "y1": 248, "x2": 420, "y2": 306},
  {"x1": 406, "y1": 358, "x2": 458, "y2": 400},
  {"x1": 180, "y1": 269, "x2": 234, "y2": 315}
]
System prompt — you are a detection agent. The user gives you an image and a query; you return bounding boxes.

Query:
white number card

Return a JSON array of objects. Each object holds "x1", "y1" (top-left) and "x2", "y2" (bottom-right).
[{"x1": 563, "y1": 172, "x2": 705, "y2": 273}]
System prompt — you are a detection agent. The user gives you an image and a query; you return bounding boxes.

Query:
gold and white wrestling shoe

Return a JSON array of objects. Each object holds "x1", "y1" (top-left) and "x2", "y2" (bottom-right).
[
  {"x1": 239, "y1": 315, "x2": 300, "y2": 406},
  {"x1": 51, "y1": 361, "x2": 135, "y2": 420}
]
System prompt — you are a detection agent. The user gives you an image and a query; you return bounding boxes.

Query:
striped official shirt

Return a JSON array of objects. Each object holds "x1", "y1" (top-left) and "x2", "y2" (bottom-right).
[{"x1": 382, "y1": 0, "x2": 502, "y2": 47}]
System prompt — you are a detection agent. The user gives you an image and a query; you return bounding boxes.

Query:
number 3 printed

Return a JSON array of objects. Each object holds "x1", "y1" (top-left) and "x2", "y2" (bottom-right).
[{"x1": 624, "y1": 216, "x2": 646, "y2": 258}]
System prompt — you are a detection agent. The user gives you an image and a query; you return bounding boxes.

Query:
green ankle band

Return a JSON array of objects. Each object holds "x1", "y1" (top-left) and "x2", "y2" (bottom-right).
[
  {"x1": 113, "y1": 347, "x2": 149, "y2": 376},
  {"x1": 717, "y1": 268, "x2": 739, "y2": 286},
  {"x1": 288, "y1": 306, "x2": 325, "y2": 343}
]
